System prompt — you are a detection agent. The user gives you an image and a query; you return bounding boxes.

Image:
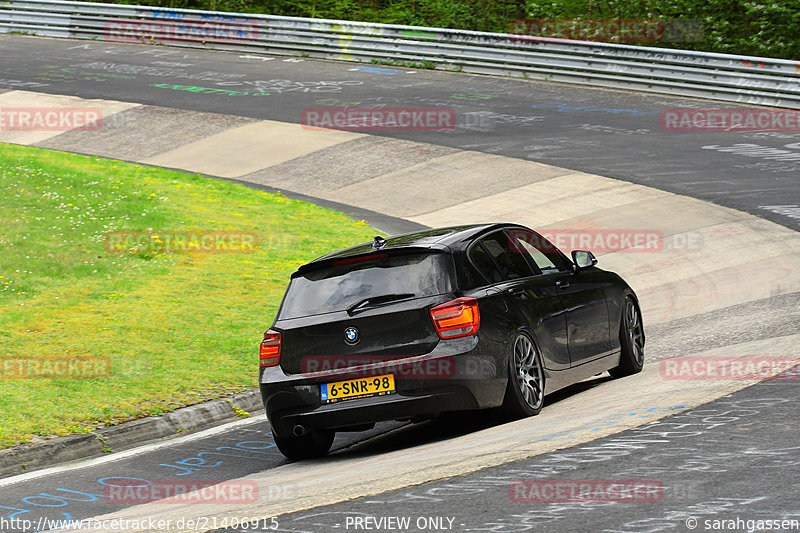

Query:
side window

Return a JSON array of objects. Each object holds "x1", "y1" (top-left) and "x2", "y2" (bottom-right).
[
  {"x1": 469, "y1": 243, "x2": 503, "y2": 284},
  {"x1": 470, "y1": 232, "x2": 535, "y2": 283},
  {"x1": 508, "y1": 229, "x2": 570, "y2": 274}
]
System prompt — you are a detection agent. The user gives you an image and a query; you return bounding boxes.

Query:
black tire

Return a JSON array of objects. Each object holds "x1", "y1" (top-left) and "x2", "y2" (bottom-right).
[
  {"x1": 609, "y1": 295, "x2": 645, "y2": 378},
  {"x1": 501, "y1": 332, "x2": 546, "y2": 419},
  {"x1": 273, "y1": 430, "x2": 334, "y2": 461}
]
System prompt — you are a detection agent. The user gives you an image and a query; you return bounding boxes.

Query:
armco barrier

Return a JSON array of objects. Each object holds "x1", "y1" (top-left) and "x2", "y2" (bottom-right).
[{"x1": 1, "y1": 0, "x2": 799, "y2": 108}]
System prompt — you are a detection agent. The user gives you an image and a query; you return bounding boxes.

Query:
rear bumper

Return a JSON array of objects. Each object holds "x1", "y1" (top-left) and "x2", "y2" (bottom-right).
[
  {"x1": 265, "y1": 386, "x2": 477, "y2": 436},
  {"x1": 260, "y1": 336, "x2": 506, "y2": 437}
]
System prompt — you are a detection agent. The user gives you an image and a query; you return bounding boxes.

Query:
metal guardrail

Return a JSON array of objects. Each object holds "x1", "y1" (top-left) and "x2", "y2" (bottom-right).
[{"x1": 2, "y1": 0, "x2": 799, "y2": 108}]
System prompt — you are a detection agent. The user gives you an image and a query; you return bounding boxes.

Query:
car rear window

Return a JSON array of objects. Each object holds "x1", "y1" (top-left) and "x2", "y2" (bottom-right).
[{"x1": 278, "y1": 253, "x2": 455, "y2": 319}]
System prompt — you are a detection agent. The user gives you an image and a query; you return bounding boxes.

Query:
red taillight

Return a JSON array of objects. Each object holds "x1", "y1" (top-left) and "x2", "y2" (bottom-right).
[
  {"x1": 430, "y1": 297, "x2": 480, "y2": 339},
  {"x1": 259, "y1": 329, "x2": 281, "y2": 367}
]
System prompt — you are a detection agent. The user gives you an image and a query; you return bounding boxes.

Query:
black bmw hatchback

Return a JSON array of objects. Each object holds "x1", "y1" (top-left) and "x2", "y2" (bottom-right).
[{"x1": 260, "y1": 223, "x2": 644, "y2": 460}]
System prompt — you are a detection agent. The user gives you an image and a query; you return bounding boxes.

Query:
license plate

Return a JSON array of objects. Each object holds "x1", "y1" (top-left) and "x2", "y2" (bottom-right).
[{"x1": 320, "y1": 374, "x2": 395, "y2": 404}]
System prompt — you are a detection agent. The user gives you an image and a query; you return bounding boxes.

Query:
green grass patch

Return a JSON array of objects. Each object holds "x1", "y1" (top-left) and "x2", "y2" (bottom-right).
[
  {"x1": 0, "y1": 143, "x2": 376, "y2": 449},
  {"x1": 371, "y1": 58, "x2": 438, "y2": 70}
]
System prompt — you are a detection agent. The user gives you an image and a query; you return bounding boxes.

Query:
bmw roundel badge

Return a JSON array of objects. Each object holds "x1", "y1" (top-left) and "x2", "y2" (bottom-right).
[{"x1": 344, "y1": 326, "x2": 360, "y2": 345}]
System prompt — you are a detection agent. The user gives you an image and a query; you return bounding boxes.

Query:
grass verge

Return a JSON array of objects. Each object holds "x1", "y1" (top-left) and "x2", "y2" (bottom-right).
[{"x1": 0, "y1": 143, "x2": 376, "y2": 449}]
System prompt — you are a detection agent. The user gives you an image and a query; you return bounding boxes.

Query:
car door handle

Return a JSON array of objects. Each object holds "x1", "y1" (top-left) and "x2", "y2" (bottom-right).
[{"x1": 555, "y1": 280, "x2": 570, "y2": 288}]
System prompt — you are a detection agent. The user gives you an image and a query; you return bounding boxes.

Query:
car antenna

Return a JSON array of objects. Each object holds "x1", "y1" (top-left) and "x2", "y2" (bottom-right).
[{"x1": 372, "y1": 236, "x2": 387, "y2": 250}]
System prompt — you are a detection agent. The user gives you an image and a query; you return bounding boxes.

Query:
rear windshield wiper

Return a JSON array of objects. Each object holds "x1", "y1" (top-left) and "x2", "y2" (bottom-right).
[{"x1": 347, "y1": 293, "x2": 415, "y2": 315}]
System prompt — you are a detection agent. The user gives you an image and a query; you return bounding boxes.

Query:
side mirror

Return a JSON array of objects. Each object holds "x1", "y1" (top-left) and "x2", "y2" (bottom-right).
[{"x1": 572, "y1": 250, "x2": 598, "y2": 270}]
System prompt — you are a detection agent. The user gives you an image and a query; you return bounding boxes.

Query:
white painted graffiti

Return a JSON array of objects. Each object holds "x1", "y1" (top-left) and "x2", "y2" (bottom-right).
[
  {"x1": 150, "y1": 61, "x2": 194, "y2": 67},
  {"x1": 576, "y1": 123, "x2": 650, "y2": 135},
  {"x1": 214, "y1": 79, "x2": 363, "y2": 93},
  {"x1": 67, "y1": 42, "x2": 196, "y2": 59},
  {"x1": 702, "y1": 142, "x2": 800, "y2": 174},
  {"x1": 741, "y1": 131, "x2": 800, "y2": 141},
  {"x1": 760, "y1": 205, "x2": 800, "y2": 220},
  {"x1": 338, "y1": 399, "x2": 790, "y2": 533},
  {"x1": 71, "y1": 61, "x2": 246, "y2": 82},
  {"x1": 459, "y1": 111, "x2": 545, "y2": 132},
  {"x1": 314, "y1": 98, "x2": 383, "y2": 108},
  {"x1": 0, "y1": 79, "x2": 50, "y2": 88},
  {"x1": 238, "y1": 54, "x2": 275, "y2": 61}
]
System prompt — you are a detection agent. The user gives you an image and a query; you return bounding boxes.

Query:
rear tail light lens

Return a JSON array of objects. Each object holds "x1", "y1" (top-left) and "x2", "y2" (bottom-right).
[
  {"x1": 430, "y1": 297, "x2": 480, "y2": 339},
  {"x1": 259, "y1": 329, "x2": 281, "y2": 367}
]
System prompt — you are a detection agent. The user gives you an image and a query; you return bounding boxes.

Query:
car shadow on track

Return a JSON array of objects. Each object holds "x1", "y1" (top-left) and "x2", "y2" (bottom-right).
[{"x1": 325, "y1": 373, "x2": 616, "y2": 459}]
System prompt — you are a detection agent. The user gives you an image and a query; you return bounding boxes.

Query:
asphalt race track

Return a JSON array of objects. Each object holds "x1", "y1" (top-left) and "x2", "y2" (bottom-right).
[
  {"x1": 1, "y1": 34, "x2": 799, "y2": 533},
  {"x1": 223, "y1": 378, "x2": 800, "y2": 533},
  {"x1": 1, "y1": 36, "x2": 799, "y2": 231}
]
